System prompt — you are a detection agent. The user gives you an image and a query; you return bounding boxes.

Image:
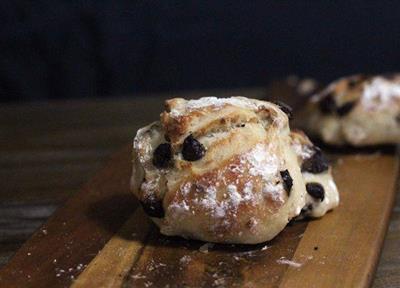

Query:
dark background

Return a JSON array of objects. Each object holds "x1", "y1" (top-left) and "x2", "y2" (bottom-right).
[{"x1": 1, "y1": 1, "x2": 400, "y2": 102}]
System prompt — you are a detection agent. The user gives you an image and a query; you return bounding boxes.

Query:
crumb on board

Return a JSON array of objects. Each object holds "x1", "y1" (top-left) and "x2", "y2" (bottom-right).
[
  {"x1": 54, "y1": 263, "x2": 87, "y2": 278},
  {"x1": 179, "y1": 255, "x2": 192, "y2": 265},
  {"x1": 213, "y1": 277, "x2": 226, "y2": 286},
  {"x1": 131, "y1": 273, "x2": 146, "y2": 280},
  {"x1": 276, "y1": 257, "x2": 302, "y2": 268}
]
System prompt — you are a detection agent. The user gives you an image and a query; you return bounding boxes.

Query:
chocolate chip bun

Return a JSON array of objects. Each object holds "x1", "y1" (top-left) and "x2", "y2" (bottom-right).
[
  {"x1": 131, "y1": 96, "x2": 339, "y2": 244},
  {"x1": 290, "y1": 130, "x2": 339, "y2": 218},
  {"x1": 300, "y1": 74, "x2": 400, "y2": 146}
]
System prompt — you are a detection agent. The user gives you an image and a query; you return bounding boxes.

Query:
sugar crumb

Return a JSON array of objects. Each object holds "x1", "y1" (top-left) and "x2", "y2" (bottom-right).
[
  {"x1": 179, "y1": 255, "x2": 192, "y2": 264},
  {"x1": 276, "y1": 257, "x2": 302, "y2": 268}
]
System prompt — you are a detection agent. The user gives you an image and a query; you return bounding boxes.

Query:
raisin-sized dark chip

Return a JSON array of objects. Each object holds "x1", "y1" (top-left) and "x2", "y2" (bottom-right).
[
  {"x1": 272, "y1": 100, "x2": 293, "y2": 119},
  {"x1": 301, "y1": 147, "x2": 329, "y2": 174},
  {"x1": 280, "y1": 169, "x2": 293, "y2": 196},
  {"x1": 152, "y1": 143, "x2": 172, "y2": 168},
  {"x1": 318, "y1": 93, "x2": 336, "y2": 114},
  {"x1": 336, "y1": 101, "x2": 356, "y2": 117},
  {"x1": 182, "y1": 134, "x2": 205, "y2": 161},
  {"x1": 140, "y1": 194, "x2": 165, "y2": 218},
  {"x1": 306, "y1": 182, "x2": 325, "y2": 201}
]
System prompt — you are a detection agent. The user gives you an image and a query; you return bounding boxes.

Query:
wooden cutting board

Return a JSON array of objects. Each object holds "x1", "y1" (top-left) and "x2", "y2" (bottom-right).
[{"x1": 0, "y1": 141, "x2": 398, "y2": 287}]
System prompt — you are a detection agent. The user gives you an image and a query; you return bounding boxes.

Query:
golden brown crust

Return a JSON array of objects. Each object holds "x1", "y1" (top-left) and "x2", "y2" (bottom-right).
[
  {"x1": 131, "y1": 97, "x2": 338, "y2": 244},
  {"x1": 161, "y1": 97, "x2": 284, "y2": 146}
]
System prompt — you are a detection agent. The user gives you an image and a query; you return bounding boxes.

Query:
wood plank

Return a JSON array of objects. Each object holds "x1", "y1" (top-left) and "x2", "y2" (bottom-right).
[
  {"x1": 0, "y1": 86, "x2": 399, "y2": 286},
  {"x1": 71, "y1": 208, "x2": 151, "y2": 288},
  {"x1": 124, "y1": 219, "x2": 307, "y2": 287},
  {"x1": 122, "y1": 153, "x2": 398, "y2": 287},
  {"x1": 373, "y1": 186, "x2": 400, "y2": 287},
  {"x1": 280, "y1": 154, "x2": 399, "y2": 288},
  {"x1": 0, "y1": 146, "x2": 137, "y2": 288},
  {"x1": 0, "y1": 88, "x2": 268, "y2": 268},
  {"x1": 1, "y1": 144, "x2": 396, "y2": 287}
]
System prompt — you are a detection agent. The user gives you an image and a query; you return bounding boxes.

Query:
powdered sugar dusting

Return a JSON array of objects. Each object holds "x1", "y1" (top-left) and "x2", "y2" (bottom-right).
[
  {"x1": 245, "y1": 144, "x2": 280, "y2": 178},
  {"x1": 291, "y1": 140, "x2": 314, "y2": 160},
  {"x1": 227, "y1": 185, "x2": 242, "y2": 207},
  {"x1": 134, "y1": 127, "x2": 153, "y2": 162},
  {"x1": 262, "y1": 182, "x2": 284, "y2": 202},
  {"x1": 243, "y1": 144, "x2": 284, "y2": 202},
  {"x1": 361, "y1": 77, "x2": 400, "y2": 110},
  {"x1": 134, "y1": 122, "x2": 163, "y2": 163},
  {"x1": 168, "y1": 143, "x2": 284, "y2": 226},
  {"x1": 170, "y1": 97, "x2": 261, "y2": 117},
  {"x1": 169, "y1": 199, "x2": 190, "y2": 216}
]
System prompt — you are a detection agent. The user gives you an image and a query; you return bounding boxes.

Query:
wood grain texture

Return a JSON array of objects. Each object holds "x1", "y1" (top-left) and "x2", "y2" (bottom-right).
[
  {"x1": 0, "y1": 87, "x2": 266, "y2": 267},
  {"x1": 1, "y1": 147, "x2": 396, "y2": 287},
  {"x1": 280, "y1": 154, "x2": 399, "y2": 288},
  {"x1": 71, "y1": 208, "x2": 151, "y2": 288},
  {"x1": 0, "y1": 146, "x2": 137, "y2": 287},
  {"x1": 0, "y1": 85, "x2": 399, "y2": 287}
]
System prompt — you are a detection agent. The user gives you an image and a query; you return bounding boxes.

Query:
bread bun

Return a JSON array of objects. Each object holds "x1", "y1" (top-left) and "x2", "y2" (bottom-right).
[
  {"x1": 300, "y1": 74, "x2": 400, "y2": 146},
  {"x1": 131, "y1": 97, "x2": 339, "y2": 244}
]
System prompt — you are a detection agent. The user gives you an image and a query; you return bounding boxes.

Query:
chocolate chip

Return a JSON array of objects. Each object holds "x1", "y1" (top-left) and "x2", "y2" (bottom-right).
[
  {"x1": 301, "y1": 147, "x2": 329, "y2": 174},
  {"x1": 182, "y1": 134, "x2": 205, "y2": 161},
  {"x1": 318, "y1": 93, "x2": 336, "y2": 114},
  {"x1": 140, "y1": 194, "x2": 165, "y2": 218},
  {"x1": 336, "y1": 101, "x2": 355, "y2": 117},
  {"x1": 152, "y1": 143, "x2": 172, "y2": 168},
  {"x1": 306, "y1": 183, "x2": 325, "y2": 201},
  {"x1": 272, "y1": 101, "x2": 293, "y2": 119},
  {"x1": 280, "y1": 170, "x2": 293, "y2": 196},
  {"x1": 314, "y1": 246, "x2": 318, "y2": 251}
]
